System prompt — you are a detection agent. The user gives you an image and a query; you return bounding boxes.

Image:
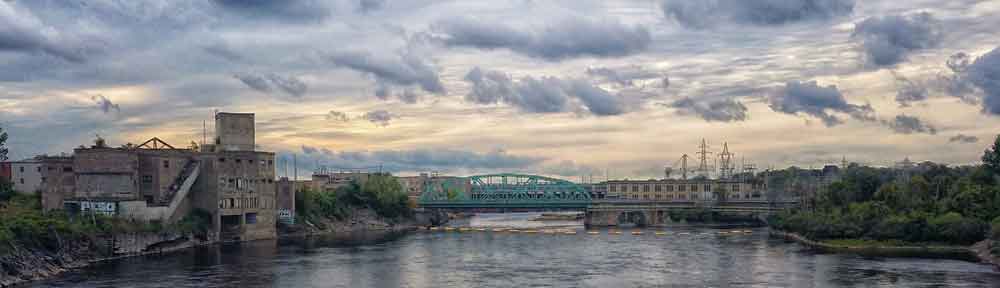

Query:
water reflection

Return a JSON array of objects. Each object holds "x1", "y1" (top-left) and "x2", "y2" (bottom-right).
[{"x1": 30, "y1": 212, "x2": 1000, "y2": 288}]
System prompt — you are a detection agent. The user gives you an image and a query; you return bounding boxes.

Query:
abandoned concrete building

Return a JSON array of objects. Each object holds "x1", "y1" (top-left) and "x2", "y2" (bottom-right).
[{"x1": 40, "y1": 112, "x2": 278, "y2": 242}]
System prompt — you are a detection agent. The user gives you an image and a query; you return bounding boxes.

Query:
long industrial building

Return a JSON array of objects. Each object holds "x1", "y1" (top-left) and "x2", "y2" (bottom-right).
[{"x1": 38, "y1": 112, "x2": 285, "y2": 242}]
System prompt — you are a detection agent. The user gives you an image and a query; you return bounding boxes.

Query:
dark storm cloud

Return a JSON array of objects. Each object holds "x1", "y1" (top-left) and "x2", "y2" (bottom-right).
[
  {"x1": 295, "y1": 146, "x2": 543, "y2": 172},
  {"x1": 0, "y1": 1, "x2": 93, "y2": 62},
  {"x1": 933, "y1": 52, "x2": 978, "y2": 103},
  {"x1": 661, "y1": 0, "x2": 854, "y2": 29},
  {"x1": 398, "y1": 89, "x2": 419, "y2": 104},
  {"x1": 894, "y1": 73, "x2": 928, "y2": 107},
  {"x1": 853, "y1": 12, "x2": 942, "y2": 67},
  {"x1": 769, "y1": 80, "x2": 875, "y2": 126},
  {"x1": 213, "y1": 0, "x2": 330, "y2": 22},
  {"x1": 464, "y1": 67, "x2": 514, "y2": 105},
  {"x1": 432, "y1": 17, "x2": 651, "y2": 61},
  {"x1": 91, "y1": 95, "x2": 120, "y2": 114},
  {"x1": 882, "y1": 115, "x2": 937, "y2": 135},
  {"x1": 233, "y1": 73, "x2": 272, "y2": 93},
  {"x1": 364, "y1": 109, "x2": 394, "y2": 127},
  {"x1": 328, "y1": 50, "x2": 445, "y2": 98},
  {"x1": 565, "y1": 80, "x2": 625, "y2": 116},
  {"x1": 202, "y1": 43, "x2": 245, "y2": 62},
  {"x1": 326, "y1": 110, "x2": 350, "y2": 122},
  {"x1": 358, "y1": 0, "x2": 386, "y2": 13},
  {"x1": 966, "y1": 47, "x2": 1000, "y2": 115},
  {"x1": 301, "y1": 144, "x2": 319, "y2": 154},
  {"x1": 949, "y1": 134, "x2": 979, "y2": 143},
  {"x1": 463, "y1": 67, "x2": 626, "y2": 116},
  {"x1": 669, "y1": 97, "x2": 748, "y2": 122},
  {"x1": 585, "y1": 66, "x2": 663, "y2": 87},
  {"x1": 233, "y1": 72, "x2": 308, "y2": 97}
]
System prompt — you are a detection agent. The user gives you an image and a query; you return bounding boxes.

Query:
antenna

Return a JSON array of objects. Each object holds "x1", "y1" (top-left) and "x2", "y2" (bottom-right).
[{"x1": 293, "y1": 153, "x2": 297, "y2": 181}]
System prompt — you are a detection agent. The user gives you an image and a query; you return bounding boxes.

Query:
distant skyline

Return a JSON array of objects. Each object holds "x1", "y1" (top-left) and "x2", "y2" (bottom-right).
[{"x1": 1, "y1": 0, "x2": 999, "y2": 179}]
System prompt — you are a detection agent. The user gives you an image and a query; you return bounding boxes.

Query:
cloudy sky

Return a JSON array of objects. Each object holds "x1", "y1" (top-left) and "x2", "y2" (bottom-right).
[{"x1": 2, "y1": 0, "x2": 999, "y2": 180}]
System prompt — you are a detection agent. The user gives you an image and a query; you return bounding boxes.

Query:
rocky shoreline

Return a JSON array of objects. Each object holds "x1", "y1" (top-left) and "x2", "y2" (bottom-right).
[
  {"x1": 771, "y1": 229, "x2": 1000, "y2": 270},
  {"x1": 2, "y1": 208, "x2": 439, "y2": 288},
  {"x1": 0, "y1": 232, "x2": 213, "y2": 288}
]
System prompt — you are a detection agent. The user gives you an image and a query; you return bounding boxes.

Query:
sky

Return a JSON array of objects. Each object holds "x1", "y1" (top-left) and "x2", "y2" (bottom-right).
[{"x1": 1, "y1": 0, "x2": 1000, "y2": 180}]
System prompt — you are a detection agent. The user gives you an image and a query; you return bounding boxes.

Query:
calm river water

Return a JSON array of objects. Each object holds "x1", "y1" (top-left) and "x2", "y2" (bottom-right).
[{"x1": 29, "y1": 213, "x2": 1000, "y2": 287}]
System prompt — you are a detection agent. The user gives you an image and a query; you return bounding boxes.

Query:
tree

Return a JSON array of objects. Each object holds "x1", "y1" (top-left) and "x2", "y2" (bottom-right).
[
  {"x1": 984, "y1": 134, "x2": 1000, "y2": 176},
  {"x1": 0, "y1": 126, "x2": 7, "y2": 161}
]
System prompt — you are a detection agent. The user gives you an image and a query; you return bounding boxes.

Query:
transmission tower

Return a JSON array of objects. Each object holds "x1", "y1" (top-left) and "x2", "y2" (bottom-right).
[
  {"x1": 696, "y1": 139, "x2": 713, "y2": 178},
  {"x1": 718, "y1": 142, "x2": 734, "y2": 179}
]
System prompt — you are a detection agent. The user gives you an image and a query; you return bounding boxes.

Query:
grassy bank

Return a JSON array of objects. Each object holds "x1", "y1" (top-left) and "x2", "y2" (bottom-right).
[
  {"x1": 771, "y1": 230, "x2": 979, "y2": 261},
  {"x1": 0, "y1": 193, "x2": 211, "y2": 256}
]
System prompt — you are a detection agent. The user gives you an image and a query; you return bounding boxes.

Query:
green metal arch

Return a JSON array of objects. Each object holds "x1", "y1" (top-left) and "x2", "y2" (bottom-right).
[{"x1": 419, "y1": 173, "x2": 591, "y2": 208}]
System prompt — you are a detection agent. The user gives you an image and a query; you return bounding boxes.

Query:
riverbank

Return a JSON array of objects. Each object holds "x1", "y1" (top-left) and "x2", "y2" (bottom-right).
[
  {"x1": 2, "y1": 207, "x2": 433, "y2": 288},
  {"x1": 0, "y1": 232, "x2": 214, "y2": 288},
  {"x1": 278, "y1": 207, "x2": 443, "y2": 239},
  {"x1": 771, "y1": 229, "x2": 999, "y2": 270}
]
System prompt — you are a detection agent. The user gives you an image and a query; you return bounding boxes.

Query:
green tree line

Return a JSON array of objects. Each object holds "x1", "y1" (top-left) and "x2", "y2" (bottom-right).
[
  {"x1": 294, "y1": 173, "x2": 412, "y2": 224},
  {"x1": 770, "y1": 135, "x2": 1000, "y2": 247}
]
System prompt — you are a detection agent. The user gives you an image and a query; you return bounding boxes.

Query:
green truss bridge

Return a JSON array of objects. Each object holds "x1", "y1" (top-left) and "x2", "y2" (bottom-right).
[
  {"x1": 418, "y1": 173, "x2": 592, "y2": 209},
  {"x1": 417, "y1": 173, "x2": 798, "y2": 214}
]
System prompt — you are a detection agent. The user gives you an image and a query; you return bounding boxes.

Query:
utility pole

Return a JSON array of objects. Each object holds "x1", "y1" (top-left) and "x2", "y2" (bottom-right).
[{"x1": 681, "y1": 154, "x2": 689, "y2": 180}]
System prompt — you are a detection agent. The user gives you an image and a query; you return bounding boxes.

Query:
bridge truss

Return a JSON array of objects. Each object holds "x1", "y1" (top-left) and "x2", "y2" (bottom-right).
[{"x1": 419, "y1": 173, "x2": 592, "y2": 208}]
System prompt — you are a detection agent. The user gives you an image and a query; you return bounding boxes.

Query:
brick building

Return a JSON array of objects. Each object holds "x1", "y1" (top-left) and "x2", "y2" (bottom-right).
[{"x1": 39, "y1": 112, "x2": 278, "y2": 242}]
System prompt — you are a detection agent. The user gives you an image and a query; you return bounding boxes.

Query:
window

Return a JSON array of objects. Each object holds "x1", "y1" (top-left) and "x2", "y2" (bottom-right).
[
  {"x1": 631, "y1": 185, "x2": 638, "y2": 192},
  {"x1": 63, "y1": 166, "x2": 72, "y2": 172},
  {"x1": 219, "y1": 158, "x2": 226, "y2": 162},
  {"x1": 691, "y1": 185, "x2": 699, "y2": 192},
  {"x1": 142, "y1": 175, "x2": 153, "y2": 183},
  {"x1": 678, "y1": 185, "x2": 686, "y2": 192},
  {"x1": 236, "y1": 159, "x2": 242, "y2": 163},
  {"x1": 732, "y1": 184, "x2": 740, "y2": 192},
  {"x1": 643, "y1": 185, "x2": 650, "y2": 192},
  {"x1": 163, "y1": 160, "x2": 169, "y2": 168},
  {"x1": 41, "y1": 177, "x2": 46, "y2": 183},
  {"x1": 268, "y1": 160, "x2": 273, "y2": 165},
  {"x1": 667, "y1": 185, "x2": 674, "y2": 192},
  {"x1": 36, "y1": 167, "x2": 40, "y2": 172},
  {"x1": 20, "y1": 178, "x2": 24, "y2": 184},
  {"x1": 654, "y1": 185, "x2": 662, "y2": 192},
  {"x1": 19, "y1": 167, "x2": 24, "y2": 172},
  {"x1": 610, "y1": 186, "x2": 617, "y2": 192},
  {"x1": 704, "y1": 184, "x2": 711, "y2": 191},
  {"x1": 249, "y1": 160, "x2": 254, "y2": 164}
]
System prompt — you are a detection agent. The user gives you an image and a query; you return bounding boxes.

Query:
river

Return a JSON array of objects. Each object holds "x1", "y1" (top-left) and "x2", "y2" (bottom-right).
[{"x1": 28, "y1": 213, "x2": 1000, "y2": 287}]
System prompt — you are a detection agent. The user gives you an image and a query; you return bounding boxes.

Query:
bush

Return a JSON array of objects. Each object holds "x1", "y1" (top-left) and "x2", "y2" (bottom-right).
[{"x1": 928, "y1": 212, "x2": 988, "y2": 245}]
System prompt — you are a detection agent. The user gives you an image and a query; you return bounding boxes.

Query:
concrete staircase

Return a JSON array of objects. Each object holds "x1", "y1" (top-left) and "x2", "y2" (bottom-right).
[
  {"x1": 122, "y1": 159, "x2": 200, "y2": 223},
  {"x1": 157, "y1": 159, "x2": 201, "y2": 207}
]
